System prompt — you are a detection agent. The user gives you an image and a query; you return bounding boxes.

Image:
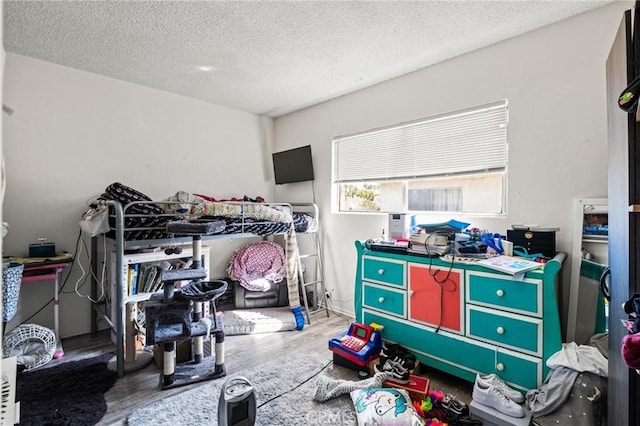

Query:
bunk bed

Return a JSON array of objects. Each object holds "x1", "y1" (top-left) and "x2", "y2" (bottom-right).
[{"x1": 86, "y1": 182, "x2": 319, "y2": 377}]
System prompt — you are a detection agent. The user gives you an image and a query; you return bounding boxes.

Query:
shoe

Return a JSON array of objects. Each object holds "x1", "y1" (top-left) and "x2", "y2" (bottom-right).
[
  {"x1": 441, "y1": 410, "x2": 483, "y2": 426},
  {"x1": 379, "y1": 342, "x2": 403, "y2": 364},
  {"x1": 380, "y1": 342, "x2": 402, "y2": 359},
  {"x1": 475, "y1": 373, "x2": 524, "y2": 403},
  {"x1": 380, "y1": 342, "x2": 416, "y2": 370},
  {"x1": 472, "y1": 381, "x2": 524, "y2": 418},
  {"x1": 441, "y1": 393, "x2": 468, "y2": 416},
  {"x1": 374, "y1": 360, "x2": 410, "y2": 384},
  {"x1": 386, "y1": 353, "x2": 416, "y2": 371}
]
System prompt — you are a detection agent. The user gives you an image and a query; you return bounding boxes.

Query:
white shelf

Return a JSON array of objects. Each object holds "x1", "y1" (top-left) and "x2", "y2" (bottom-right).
[
  {"x1": 108, "y1": 246, "x2": 211, "y2": 348},
  {"x1": 582, "y1": 235, "x2": 609, "y2": 244},
  {"x1": 126, "y1": 291, "x2": 163, "y2": 303},
  {"x1": 120, "y1": 245, "x2": 202, "y2": 265}
]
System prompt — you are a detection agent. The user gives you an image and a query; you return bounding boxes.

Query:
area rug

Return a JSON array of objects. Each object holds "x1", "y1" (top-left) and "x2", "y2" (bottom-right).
[
  {"x1": 16, "y1": 353, "x2": 118, "y2": 426},
  {"x1": 128, "y1": 351, "x2": 358, "y2": 425}
]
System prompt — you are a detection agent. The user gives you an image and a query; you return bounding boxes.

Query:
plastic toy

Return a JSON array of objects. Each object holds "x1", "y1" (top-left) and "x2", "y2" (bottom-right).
[{"x1": 328, "y1": 322, "x2": 382, "y2": 366}]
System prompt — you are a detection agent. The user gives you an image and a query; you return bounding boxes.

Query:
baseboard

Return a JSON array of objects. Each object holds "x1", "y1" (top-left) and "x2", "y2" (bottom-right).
[{"x1": 321, "y1": 302, "x2": 354, "y2": 318}]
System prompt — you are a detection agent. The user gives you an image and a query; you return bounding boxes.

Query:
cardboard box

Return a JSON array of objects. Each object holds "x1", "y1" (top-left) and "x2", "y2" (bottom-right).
[{"x1": 383, "y1": 374, "x2": 430, "y2": 403}]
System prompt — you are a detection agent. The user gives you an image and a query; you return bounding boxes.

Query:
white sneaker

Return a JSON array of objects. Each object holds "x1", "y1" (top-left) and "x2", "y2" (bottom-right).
[
  {"x1": 475, "y1": 373, "x2": 524, "y2": 403},
  {"x1": 472, "y1": 381, "x2": 524, "y2": 418}
]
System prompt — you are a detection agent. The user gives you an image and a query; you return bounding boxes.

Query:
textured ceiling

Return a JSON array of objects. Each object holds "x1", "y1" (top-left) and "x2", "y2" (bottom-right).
[{"x1": 4, "y1": 1, "x2": 612, "y2": 118}]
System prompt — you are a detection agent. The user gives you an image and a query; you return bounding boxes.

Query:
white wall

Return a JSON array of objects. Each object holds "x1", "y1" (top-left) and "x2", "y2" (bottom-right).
[
  {"x1": 273, "y1": 2, "x2": 632, "y2": 332},
  {"x1": 2, "y1": 54, "x2": 274, "y2": 337}
]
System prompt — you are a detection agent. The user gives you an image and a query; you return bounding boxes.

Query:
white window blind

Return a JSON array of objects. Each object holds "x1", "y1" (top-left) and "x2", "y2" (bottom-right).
[{"x1": 333, "y1": 100, "x2": 508, "y2": 183}]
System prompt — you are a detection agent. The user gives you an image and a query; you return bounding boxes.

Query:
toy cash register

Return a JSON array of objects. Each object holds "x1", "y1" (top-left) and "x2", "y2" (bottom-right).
[{"x1": 328, "y1": 322, "x2": 382, "y2": 366}]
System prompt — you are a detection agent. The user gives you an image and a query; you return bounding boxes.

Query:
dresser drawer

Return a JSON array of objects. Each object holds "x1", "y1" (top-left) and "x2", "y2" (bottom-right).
[
  {"x1": 467, "y1": 306, "x2": 542, "y2": 356},
  {"x1": 362, "y1": 256, "x2": 405, "y2": 288},
  {"x1": 496, "y1": 348, "x2": 543, "y2": 390},
  {"x1": 363, "y1": 310, "x2": 495, "y2": 380},
  {"x1": 466, "y1": 271, "x2": 542, "y2": 317},
  {"x1": 363, "y1": 309, "x2": 543, "y2": 390},
  {"x1": 363, "y1": 283, "x2": 406, "y2": 317}
]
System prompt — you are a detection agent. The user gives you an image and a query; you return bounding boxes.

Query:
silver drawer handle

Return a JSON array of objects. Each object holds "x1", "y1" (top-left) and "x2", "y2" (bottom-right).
[
  {"x1": 408, "y1": 290, "x2": 415, "y2": 297},
  {"x1": 378, "y1": 297, "x2": 385, "y2": 303},
  {"x1": 378, "y1": 269, "x2": 385, "y2": 275},
  {"x1": 496, "y1": 363, "x2": 505, "y2": 371},
  {"x1": 496, "y1": 326, "x2": 505, "y2": 335},
  {"x1": 496, "y1": 289, "x2": 505, "y2": 297}
]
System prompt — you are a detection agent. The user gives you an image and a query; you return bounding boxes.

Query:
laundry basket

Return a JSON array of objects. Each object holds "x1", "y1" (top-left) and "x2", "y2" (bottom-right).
[
  {"x1": 3, "y1": 324, "x2": 56, "y2": 371},
  {"x1": 2, "y1": 262, "x2": 24, "y2": 323}
]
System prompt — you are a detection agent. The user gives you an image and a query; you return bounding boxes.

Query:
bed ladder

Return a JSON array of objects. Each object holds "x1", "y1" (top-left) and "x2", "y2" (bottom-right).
[{"x1": 297, "y1": 231, "x2": 330, "y2": 324}]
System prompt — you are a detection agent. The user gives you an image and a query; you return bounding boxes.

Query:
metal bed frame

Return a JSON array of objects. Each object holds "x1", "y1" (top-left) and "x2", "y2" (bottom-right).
[{"x1": 88, "y1": 199, "x2": 323, "y2": 377}]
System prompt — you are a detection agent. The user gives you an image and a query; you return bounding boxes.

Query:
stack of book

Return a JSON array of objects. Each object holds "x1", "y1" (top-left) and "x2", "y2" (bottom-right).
[{"x1": 127, "y1": 258, "x2": 193, "y2": 295}]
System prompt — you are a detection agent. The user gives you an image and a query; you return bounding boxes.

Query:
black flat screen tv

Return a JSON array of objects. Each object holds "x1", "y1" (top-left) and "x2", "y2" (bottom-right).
[{"x1": 272, "y1": 145, "x2": 315, "y2": 185}]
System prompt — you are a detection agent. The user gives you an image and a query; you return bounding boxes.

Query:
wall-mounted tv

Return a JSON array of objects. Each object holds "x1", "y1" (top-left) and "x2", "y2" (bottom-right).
[{"x1": 272, "y1": 145, "x2": 315, "y2": 185}]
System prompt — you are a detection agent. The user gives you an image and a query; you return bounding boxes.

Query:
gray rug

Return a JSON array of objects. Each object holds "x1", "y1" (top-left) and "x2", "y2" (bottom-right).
[{"x1": 127, "y1": 351, "x2": 357, "y2": 425}]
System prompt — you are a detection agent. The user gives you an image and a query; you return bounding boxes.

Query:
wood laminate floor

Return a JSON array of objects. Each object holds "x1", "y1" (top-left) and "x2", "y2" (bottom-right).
[{"x1": 45, "y1": 310, "x2": 473, "y2": 425}]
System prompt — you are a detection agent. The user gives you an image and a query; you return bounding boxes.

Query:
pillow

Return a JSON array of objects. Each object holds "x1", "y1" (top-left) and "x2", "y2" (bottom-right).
[{"x1": 350, "y1": 387, "x2": 425, "y2": 426}]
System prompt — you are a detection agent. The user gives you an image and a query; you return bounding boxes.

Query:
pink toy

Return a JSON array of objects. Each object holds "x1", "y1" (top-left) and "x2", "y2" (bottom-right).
[{"x1": 429, "y1": 390, "x2": 445, "y2": 402}]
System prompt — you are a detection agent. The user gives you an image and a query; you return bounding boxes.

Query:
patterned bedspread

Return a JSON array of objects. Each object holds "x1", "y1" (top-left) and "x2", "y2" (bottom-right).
[
  {"x1": 99, "y1": 183, "x2": 315, "y2": 239},
  {"x1": 162, "y1": 191, "x2": 294, "y2": 222}
]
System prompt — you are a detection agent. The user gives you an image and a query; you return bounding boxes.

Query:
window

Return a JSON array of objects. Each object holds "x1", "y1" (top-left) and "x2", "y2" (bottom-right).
[
  {"x1": 332, "y1": 100, "x2": 508, "y2": 214},
  {"x1": 409, "y1": 186, "x2": 462, "y2": 212}
]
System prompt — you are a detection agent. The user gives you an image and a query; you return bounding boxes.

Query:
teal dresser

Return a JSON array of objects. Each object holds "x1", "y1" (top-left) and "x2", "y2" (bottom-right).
[{"x1": 354, "y1": 241, "x2": 566, "y2": 391}]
